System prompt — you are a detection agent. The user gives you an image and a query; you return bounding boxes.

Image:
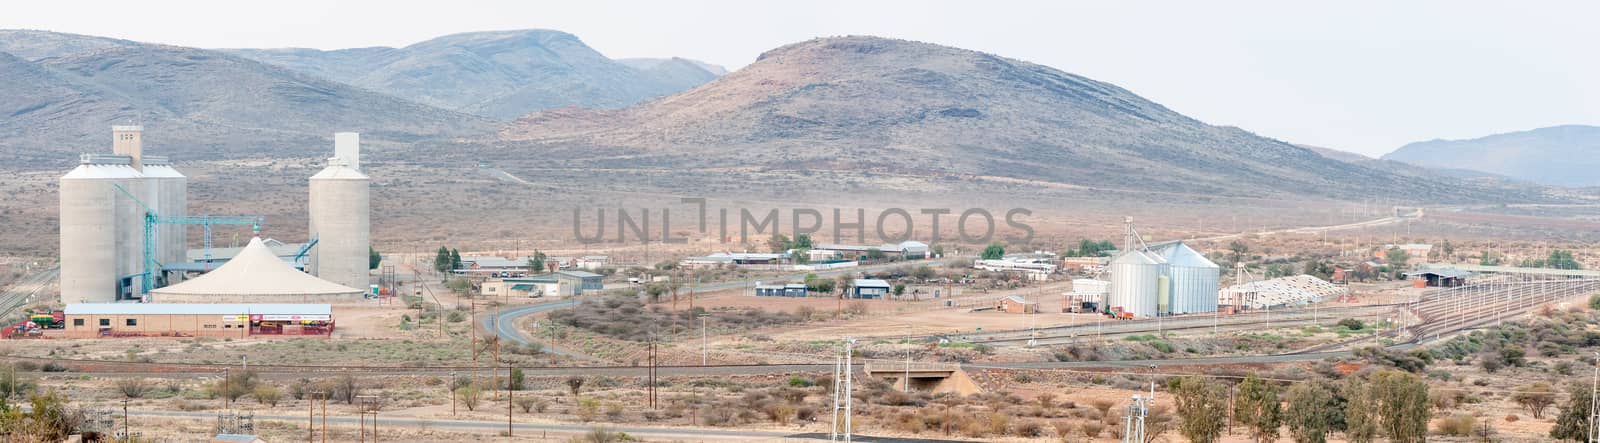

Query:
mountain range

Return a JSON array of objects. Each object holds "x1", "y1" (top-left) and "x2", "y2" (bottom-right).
[
  {"x1": 497, "y1": 36, "x2": 1541, "y2": 201},
  {"x1": 223, "y1": 29, "x2": 725, "y2": 119},
  {"x1": 1384, "y1": 125, "x2": 1600, "y2": 187},
  {"x1": 0, "y1": 29, "x2": 1564, "y2": 204}
]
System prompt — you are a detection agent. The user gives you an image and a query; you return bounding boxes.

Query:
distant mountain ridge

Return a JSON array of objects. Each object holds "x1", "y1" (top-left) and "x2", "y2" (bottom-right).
[
  {"x1": 0, "y1": 31, "x2": 491, "y2": 164},
  {"x1": 1383, "y1": 125, "x2": 1600, "y2": 187},
  {"x1": 224, "y1": 30, "x2": 724, "y2": 119},
  {"x1": 499, "y1": 36, "x2": 1543, "y2": 202}
]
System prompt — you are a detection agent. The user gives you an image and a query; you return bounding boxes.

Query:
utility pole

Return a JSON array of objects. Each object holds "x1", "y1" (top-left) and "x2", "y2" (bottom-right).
[
  {"x1": 700, "y1": 313, "x2": 710, "y2": 366},
  {"x1": 507, "y1": 362, "x2": 514, "y2": 438}
]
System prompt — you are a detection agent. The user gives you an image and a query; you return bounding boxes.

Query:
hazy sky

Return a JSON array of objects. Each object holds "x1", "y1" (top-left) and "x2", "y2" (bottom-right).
[{"x1": 4, "y1": 1, "x2": 1596, "y2": 156}]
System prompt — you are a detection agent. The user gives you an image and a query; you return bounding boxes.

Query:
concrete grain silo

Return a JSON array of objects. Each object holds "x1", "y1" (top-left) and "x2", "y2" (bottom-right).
[
  {"x1": 59, "y1": 154, "x2": 144, "y2": 303},
  {"x1": 143, "y1": 156, "x2": 187, "y2": 283},
  {"x1": 308, "y1": 133, "x2": 371, "y2": 290}
]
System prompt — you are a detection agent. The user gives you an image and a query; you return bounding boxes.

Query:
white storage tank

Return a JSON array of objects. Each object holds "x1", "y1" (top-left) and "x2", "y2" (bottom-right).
[
  {"x1": 1108, "y1": 250, "x2": 1160, "y2": 318},
  {"x1": 59, "y1": 155, "x2": 142, "y2": 303},
  {"x1": 308, "y1": 134, "x2": 370, "y2": 291}
]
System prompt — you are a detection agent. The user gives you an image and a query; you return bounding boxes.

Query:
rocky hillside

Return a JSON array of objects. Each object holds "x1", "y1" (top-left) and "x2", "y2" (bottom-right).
[
  {"x1": 499, "y1": 36, "x2": 1541, "y2": 202},
  {"x1": 1384, "y1": 125, "x2": 1600, "y2": 187},
  {"x1": 226, "y1": 30, "x2": 721, "y2": 119},
  {"x1": 0, "y1": 33, "x2": 491, "y2": 166}
]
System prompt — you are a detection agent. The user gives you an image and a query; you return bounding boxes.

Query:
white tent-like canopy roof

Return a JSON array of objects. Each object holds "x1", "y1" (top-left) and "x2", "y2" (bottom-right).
[{"x1": 152, "y1": 236, "x2": 363, "y2": 297}]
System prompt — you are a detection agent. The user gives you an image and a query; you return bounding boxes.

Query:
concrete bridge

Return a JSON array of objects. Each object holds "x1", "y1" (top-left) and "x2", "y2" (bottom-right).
[{"x1": 862, "y1": 362, "x2": 980, "y2": 395}]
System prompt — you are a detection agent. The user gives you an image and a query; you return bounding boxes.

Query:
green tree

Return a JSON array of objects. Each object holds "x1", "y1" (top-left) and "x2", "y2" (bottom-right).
[
  {"x1": 509, "y1": 367, "x2": 525, "y2": 391},
  {"x1": 791, "y1": 234, "x2": 813, "y2": 249},
  {"x1": 929, "y1": 244, "x2": 944, "y2": 258},
  {"x1": 1285, "y1": 380, "x2": 1340, "y2": 443},
  {"x1": 1371, "y1": 370, "x2": 1429, "y2": 443},
  {"x1": 1343, "y1": 379, "x2": 1377, "y2": 443},
  {"x1": 1513, "y1": 382, "x2": 1557, "y2": 419},
  {"x1": 1440, "y1": 239, "x2": 1455, "y2": 260},
  {"x1": 1169, "y1": 376, "x2": 1227, "y2": 443},
  {"x1": 892, "y1": 284, "x2": 906, "y2": 297},
  {"x1": 449, "y1": 248, "x2": 462, "y2": 271},
  {"x1": 836, "y1": 275, "x2": 854, "y2": 299},
  {"x1": 1385, "y1": 247, "x2": 1410, "y2": 270},
  {"x1": 1235, "y1": 373, "x2": 1282, "y2": 443},
  {"x1": 434, "y1": 246, "x2": 451, "y2": 273},
  {"x1": 527, "y1": 250, "x2": 547, "y2": 273},
  {"x1": 1228, "y1": 240, "x2": 1250, "y2": 264},
  {"x1": 1548, "y1": 250, "x2": 1583, "y2": 270},
  {"x1": 1552, "y1": 383, "x2": 1595, "y2": 441},
  {"x1": 767, "y1": 234, "x2": 791, "y2": 253},
  {"x1": 981, "y1": 243, "x2": 1006, "y2": 260},
  {"x1": 369, "y1": 246, "x2": 381, "y2": 270},
  {"x1": 866, "y1": 248, "x2": 886, "y2": 261},
  {"x1": 792, "y1": 250, "x2": 811, "y2": 265}
]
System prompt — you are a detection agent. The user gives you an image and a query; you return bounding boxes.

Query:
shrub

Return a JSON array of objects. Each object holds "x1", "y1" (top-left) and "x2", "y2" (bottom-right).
[
  {"x1": 1435, "y1": 414, "x2": 1475, "y2": 436},
  {"x1": 116, "y1": 377, "x2": 151, "y2": 398},
  {"x1": 1081, "y1": 420, "x2": 1105, "y2": 437},
  {"x1": 458, "y1": 386, "x2": 484, "y2": 411},
  {"x1": 577, "y1": 398, "x2": 600, "y2": 421},
  {"x1": 253, "y1": 384, "x2": 282, "y2": 407},
  {"x1": 516, "y1": 397, "x2": 537, "y2": 413},
  {"x1": 1015, "y1": 419, "x2": 1045, "y2": 437}
]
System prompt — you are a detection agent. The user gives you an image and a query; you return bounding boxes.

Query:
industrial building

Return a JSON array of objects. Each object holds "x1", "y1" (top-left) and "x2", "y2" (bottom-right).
[
  {"x1": 1106, "y1": 218, "x2": 1220, "y2": 318},
  {"x1": 57, "y1": 127, "x2": 373, "y2": 303},
  {"x1": 482, "y1": 275, "x2": 561, "y2": 298},
  {"x1": 151, "y1": 237, "x2": 364, "y2": 302},
  {"x1": 307, "y1": 133, "x2": 371, "y2": 290},
  {"x1": 59, "y1": 126, "x2": 187, "y2": 303},
  {"x1": 810, "y1": 241, "x2": 930, "y2": 261},
  {"x1": 62, "y1": 303, "x2": 333, "y2": 338},
  {"x1": 754, "y1": 283, "x2": 808, "y2": 297},
  {"x1": 851, "y1": 279, "x2": 892, "y2": 299},
  {"x1": 998, "y1": 295, "x2": 1038, "y2": 314}
]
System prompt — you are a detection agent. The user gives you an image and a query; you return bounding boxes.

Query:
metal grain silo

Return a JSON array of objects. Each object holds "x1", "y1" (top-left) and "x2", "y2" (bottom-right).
[
  {"x1": 1109, "y1": 250, "x2": 1160, "y2": 318},
  {"x1": 143, "y1": 156, "x2": 187, "y2": 284},
  {"x1": 59, "y1": 155, "x2": 142, "y2": 303},
  {"x1": 1159, "y1": 242, "x2": 1220, "y2": 314},
  {"x1": 308, "y1": 134, "x2": 370, "y2": 290}
]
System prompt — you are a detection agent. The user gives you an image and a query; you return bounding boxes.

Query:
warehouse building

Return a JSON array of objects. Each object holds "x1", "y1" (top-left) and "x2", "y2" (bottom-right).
[
  {"x1": 482, "y1": 275, "x2": 562, "y2": 298},
  {"x1": 63, "y1": 303, "x2": 333, "y2": 338},
  {"x1": 150, "y1": 236, "x2": 365, "y2": 303},
  {"x1": 851, "y1": 279, "x2": 892, "y2": 299}
]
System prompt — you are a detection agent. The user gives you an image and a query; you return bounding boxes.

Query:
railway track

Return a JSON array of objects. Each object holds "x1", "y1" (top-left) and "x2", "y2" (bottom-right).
[
  {"x1": 959, "y1": 304, "x2": 1399, "y2": 346},
  {"x1": 0, "y1": 266, "x2": 57, "y2": 321}
]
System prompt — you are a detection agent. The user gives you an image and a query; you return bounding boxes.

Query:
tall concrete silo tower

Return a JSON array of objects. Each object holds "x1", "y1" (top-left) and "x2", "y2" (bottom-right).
[
  {"x1": 60, "y1": 126, "x2": 156, "y2": 303},
  {"x1": 308, "y1": 133, "x2": 371, "y2": 290},
  {"x1": 143, "y1": 156, "x2": 187, "y2": 283}
]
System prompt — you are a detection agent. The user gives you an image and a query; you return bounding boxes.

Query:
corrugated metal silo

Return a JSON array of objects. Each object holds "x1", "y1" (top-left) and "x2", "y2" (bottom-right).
[
  {"x1": 1161, "y1": 243, "x2": 1220, "y2": 314},
  {"x1": 59, "y1": 156, "x2": 142, "y2": 303},
  {"x1": 308, "y1": 155, "x2": 370, "y2": 290},
  {"x1": 1108, "y1": 250, "x2": 1160, "y2": 318}
]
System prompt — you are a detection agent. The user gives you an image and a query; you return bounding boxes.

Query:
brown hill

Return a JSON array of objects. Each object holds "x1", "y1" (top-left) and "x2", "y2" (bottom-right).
[{"x1": 500, "y1": 36, "x2": 1541, "y2": 202}]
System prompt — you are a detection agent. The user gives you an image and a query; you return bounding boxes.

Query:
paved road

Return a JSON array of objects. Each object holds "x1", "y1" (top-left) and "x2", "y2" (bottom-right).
[{"x1": 479, "y1": 301, "x2": 580, "y2": 357}]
